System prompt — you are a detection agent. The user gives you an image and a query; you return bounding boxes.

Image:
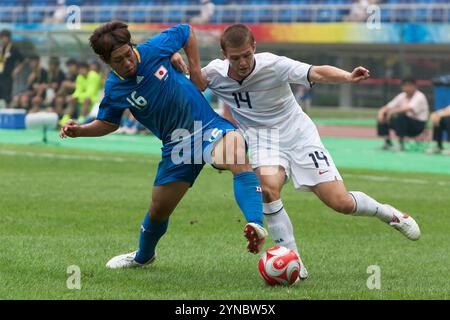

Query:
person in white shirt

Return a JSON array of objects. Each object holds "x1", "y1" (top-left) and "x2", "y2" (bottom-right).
[
  {"x1": 172, "y1": 24, "x2": 421, "y2": 280},
  {"x1": 190, "y1": 0, "x2": 215, "y2": 23},
  {"x1": 377, "y1": 78, "x2": 429, "y2": 151}
]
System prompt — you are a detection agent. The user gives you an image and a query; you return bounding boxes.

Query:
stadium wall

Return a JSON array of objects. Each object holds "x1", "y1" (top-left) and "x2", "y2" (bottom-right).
[{"x1": 2, "y1": 22, "x2": 450, "y2": 44}]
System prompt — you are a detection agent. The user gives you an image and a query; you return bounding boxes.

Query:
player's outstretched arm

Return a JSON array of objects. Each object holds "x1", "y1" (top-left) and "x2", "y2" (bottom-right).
[
  {"x1": 182, "y1": 26, "x2": 208, "y2": 91},
  {"x1": 309, "y1": 65, "x2": 370, "y2": 84},
  {"x1": 60, "y1": 119, "x2": 118, "y2": 139}
]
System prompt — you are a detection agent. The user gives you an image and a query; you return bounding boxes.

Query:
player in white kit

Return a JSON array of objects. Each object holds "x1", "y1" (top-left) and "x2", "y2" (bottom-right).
[{"x1": 173, "y1": 24, "x2": 421, "y2": 280}]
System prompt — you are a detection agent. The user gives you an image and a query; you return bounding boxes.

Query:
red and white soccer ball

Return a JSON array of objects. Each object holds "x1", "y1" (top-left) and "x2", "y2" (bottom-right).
[{"x1": 258, "y1": 245, "x2": 300, "y2": 286}]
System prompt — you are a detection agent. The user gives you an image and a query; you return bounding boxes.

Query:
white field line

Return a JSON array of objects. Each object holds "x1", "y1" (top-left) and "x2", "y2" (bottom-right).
[
  {"x1": 344, "y1": 174, "x2": 450, "y2": 187},
  {"x1": 1, "y1": 149, "x2": 450, "y2": 186},
  {"x1": 0, "y1": 149, "x2": 152, "y2": 164}
]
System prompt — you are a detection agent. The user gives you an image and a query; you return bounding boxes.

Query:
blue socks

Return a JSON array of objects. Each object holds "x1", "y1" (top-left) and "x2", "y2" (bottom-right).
[
  {"x1": 233, "y1": 171, "x2": 264, "y2": 227},
  {"x1": 134, "y1": 171, "x2": 262, "y2": 264},
  {"x1": 134, "y1": 212, "x2": 168, "y2": 264}
]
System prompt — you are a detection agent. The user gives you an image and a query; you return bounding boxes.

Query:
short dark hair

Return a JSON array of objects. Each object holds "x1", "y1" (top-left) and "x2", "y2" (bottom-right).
[
  {"x1": 29, "y1": 54, "x2": 40, "y2": 61},
  {"x1": 89, "y1": 21, "x2": 132, "y2": 62},
  {"x1": 0, "y1": 29, "x2": 11, "y2": 39},
  {"x1": 89, "y1": 60, "x2": 101, "y2": 71},
  {"x1": 220, "y1": 24, "x2": 255, "y2": 52},
  {"x1": 49, "y1": 56, "x2": 60, "y2": 66},
  {"x1": 401, "y1": 77, "x2": 416, "y2": 85},
  {"x1": 78, "y1": 62, "x2": 89, "y2": 69},
  {"x1": 66, "y1": 58, "x2": 78, "y2": 66}
]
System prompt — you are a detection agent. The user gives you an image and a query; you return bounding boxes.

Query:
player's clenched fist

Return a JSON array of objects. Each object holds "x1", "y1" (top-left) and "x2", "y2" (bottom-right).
[
  {"x1": 60, "y1": 119, "x2": 81, "y2": 138},
  {"x1": 349, "y1": 66, "x2": 370, "y2": 83}
]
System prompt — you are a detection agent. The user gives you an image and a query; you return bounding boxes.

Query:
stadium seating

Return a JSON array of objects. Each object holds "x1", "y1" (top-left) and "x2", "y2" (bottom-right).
[{"x1": 0, "y1": 0, "x2": 448, "y2": 23}]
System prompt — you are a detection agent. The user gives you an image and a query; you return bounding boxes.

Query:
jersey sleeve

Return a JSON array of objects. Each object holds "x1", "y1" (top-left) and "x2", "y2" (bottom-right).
[
  {"x1": 274, "y1": 56, "x2": 313, "y2": 87},
  {"x1": 96, "y1": 95, "x2": 124, "y2": 126},
  {"x1": 201, "y1": 59, "x2": 219, "y2": 87},
  {"x1": 144, "y1": 24, "x2": 191, "y2": 57}
]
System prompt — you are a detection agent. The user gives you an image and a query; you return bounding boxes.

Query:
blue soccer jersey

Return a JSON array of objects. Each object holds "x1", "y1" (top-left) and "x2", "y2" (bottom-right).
[
  {"x1": 97, "y1": 24, "x2": 220, "y2": 146},
  {"x1": 96, "y1": 24, "x2": 237, "y2": 186}
]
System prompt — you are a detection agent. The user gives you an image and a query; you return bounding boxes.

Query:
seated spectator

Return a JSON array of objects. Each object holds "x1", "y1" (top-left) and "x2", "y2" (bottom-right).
[
  {"x1": 116, "y1": 110, "x2": 140, "y2": 135},
  {"x1": 55, "y1": 58, "x2": 78, "y2": 118},
  {"x1": 61, "y1": 61, "x2": 88, "y2": 124},
  {"x1": 78, "y1": 61, "x2": 103, "y2": 123},
  {"x1": 27, "y1": 55, "x2": 49, "y2": 113},
  {"x1": 377, "y1": 77, "x2": 430, "y2": 151},
  {"x1": 58, "y1": 58, "x2": 78, "y2": 94},
  {"x1": 426, "y1": 105, "x2": 450, "y2": 155},
  {"x1": 61, "y1": 61, "x2": 102, "y2": 124},
  {"x1": 116, "y1": 110, "x2": 150, "y2": 135},
  {"x1": 45, "y1": 56, "x2": 66, "y2": 110},
  {"x1": 10, "y1": 57, "x2": 32, "y2": 109}
]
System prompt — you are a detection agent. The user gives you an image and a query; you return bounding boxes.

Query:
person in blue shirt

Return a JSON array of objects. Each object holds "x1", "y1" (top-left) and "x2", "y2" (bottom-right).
[{"x1": 60, "y1": 22, "x2": 268, "y2": 269}]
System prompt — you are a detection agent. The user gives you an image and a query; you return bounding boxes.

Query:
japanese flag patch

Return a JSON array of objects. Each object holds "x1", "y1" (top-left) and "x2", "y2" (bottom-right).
[{"x1": 154, "y1": 65, "x2": 168, "y2": 80}]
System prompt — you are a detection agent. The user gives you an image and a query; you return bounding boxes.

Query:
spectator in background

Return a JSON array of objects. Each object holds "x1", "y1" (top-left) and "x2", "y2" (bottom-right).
[
  {"x1": 377, "y1": 77, "x2": 429, "y2": 151},
  {"x1": 10, "y1": 57, "x2": 32, "y2": 109},
  {"x1": 190, "y1": 0, "x2": 215, "y2": 23},
  {"x1": 116, "y1": 110, "x2": 149, "y2": 135},
  {"x1": 426, "y1": 105, "x2": 450, "y2": 155},
  {"x1": 61, "y1": 61, "x2": 102, "y2": 124},
  {"x1": 27, "y1": 55, "x2": 49, "y2": 113},
  {"x1": 55, "y1": 58, "x2": 78, "y2": 117},
  {"x1": 61, "y1": 61, "x2": 89, "y2": 123},
  {"x1": 44, "y1": 56, "x2": 66, "y2": 108},
  {"x1": 45, "y1": 0, "x2": 67, "y2": 24},
  {"x1": 78, "y1": 61, "x2": 103, "y2": 123},
  {"x1": 344, "y1": 0, "x2": 379, "y2": 22},
  {"x1": 0, "y1": 29, "x2": 24, "y2": 107}
]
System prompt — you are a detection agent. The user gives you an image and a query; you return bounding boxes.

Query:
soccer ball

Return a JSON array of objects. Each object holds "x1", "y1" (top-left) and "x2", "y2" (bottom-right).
[{"x1": 258, "y1": 245, "x2": 300, "y2": 286}]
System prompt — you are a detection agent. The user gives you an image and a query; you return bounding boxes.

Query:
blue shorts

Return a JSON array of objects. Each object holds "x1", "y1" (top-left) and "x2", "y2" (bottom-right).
[{"x1": 154, "y1": 117, "x2": 237, "y2": 187}]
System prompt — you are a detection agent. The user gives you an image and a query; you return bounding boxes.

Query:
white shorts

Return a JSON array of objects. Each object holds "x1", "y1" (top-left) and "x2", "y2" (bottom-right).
[{"x1": 247, "y1": 113, "x2": 342, "y2": 191}]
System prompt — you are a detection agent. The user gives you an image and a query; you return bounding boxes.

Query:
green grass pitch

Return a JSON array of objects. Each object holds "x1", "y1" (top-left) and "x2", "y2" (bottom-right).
[{"x1": 0, "y1": 143, "x2": 449, "y2": 299}]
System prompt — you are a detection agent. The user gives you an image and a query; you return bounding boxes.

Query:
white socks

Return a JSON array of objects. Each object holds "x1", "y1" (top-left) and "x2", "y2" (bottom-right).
[
  {"x1": 349, "y1": 191, "x2": 394, "y2": 223},
  {"x1": 263, "y1": 199, "x2": 299, "y2": 256}
]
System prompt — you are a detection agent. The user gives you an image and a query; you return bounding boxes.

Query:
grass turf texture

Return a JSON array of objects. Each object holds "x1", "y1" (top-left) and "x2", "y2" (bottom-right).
[{"x1": 1, "y1": 143, "x2": 449, "y2": 299}]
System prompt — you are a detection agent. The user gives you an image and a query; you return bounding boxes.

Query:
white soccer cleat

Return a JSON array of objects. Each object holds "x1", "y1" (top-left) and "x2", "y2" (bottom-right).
[
  {"x1": 106, "y1": 251, "x2": 156, "y2": 269},
  {"x1": 385, "y1": 205, "x2": 421, "y2": 241},
  {"x1": 244, "y1": 223, "x2": 268, "y2": 254},
  {"x1": 297, "y1": 255, "x2": 309, "y2": 281}
]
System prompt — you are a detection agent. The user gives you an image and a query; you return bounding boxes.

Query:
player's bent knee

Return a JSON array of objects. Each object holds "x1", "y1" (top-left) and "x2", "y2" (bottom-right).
[{"x1": 329, "y1": 195, "x2": 355, "y2": 214}]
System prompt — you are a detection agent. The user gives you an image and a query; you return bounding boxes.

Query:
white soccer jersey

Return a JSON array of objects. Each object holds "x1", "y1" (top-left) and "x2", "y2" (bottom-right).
[
  {"x1": 202, "y1": 52, "x2": 312, "y2": 137},
  {"x1": 203, "y1": 52, "x2": 343, "y2": 190}
]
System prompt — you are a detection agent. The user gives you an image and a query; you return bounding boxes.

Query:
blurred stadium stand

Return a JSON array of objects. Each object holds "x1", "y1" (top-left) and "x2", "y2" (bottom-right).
[{"x1": 0, "y1": 0, "x2": 449, "y2": 23}]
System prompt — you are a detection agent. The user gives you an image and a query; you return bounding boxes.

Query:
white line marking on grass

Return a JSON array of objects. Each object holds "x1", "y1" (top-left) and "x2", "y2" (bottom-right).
[
  {"x1": 0, "y1": 149, "x2": 152, "y2": 164},
  {"x1": 345, "y1": 174, "x2": 450, "y2": 187},
  {"x1": 2, "y1": 149, "x2": 450, "y2": 186}
]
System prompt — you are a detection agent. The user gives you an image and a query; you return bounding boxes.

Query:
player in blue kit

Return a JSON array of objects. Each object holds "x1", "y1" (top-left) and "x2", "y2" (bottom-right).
[{"x1": 60, "y1": 22, "x2": 268, "y2": 269}]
